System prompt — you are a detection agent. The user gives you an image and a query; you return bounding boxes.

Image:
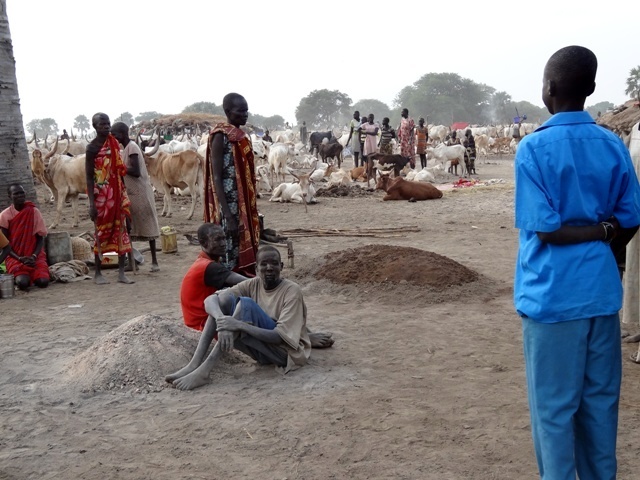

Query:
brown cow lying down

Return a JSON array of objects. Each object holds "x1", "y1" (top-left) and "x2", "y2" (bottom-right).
[
  {"x1": 376, "y1": 173, "x2": 443, "y2": 202},
  {"x1": 366, "y1": 153, "x2": 411, "y2": 178}
]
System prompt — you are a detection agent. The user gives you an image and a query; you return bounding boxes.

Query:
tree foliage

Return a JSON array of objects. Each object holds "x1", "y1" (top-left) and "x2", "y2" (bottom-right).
[
  {"x1": 586, "y1": 101, "x2": 615, "y2": 120},
  {"x1": 249, "y1": 114, "x2": 285, "y2": 131},
  {"x1": 510, "y1": 101, "x2": 550, "y2": 124},
  {"x1": 115, "y1": 112, "x2": 134, "y2": 126},
  {"x1": 625, "y1": 66, "x2": 640, "y2": 103},
  {"x1": 25, "y1": 118, "x2": 59, "y2": 136},
  {"x1": 394, "y1": 73, "x2": 494, "y2": 125},
  {"x1": 182, "y1": 101, "x2": 224, "y2": 115},
  {"x1": 352, "y1": 99, "x2": 392, "y2": 121},
  {"x1": 73, "y1": 114, "x2": 90, "y2": 134},
  {"x1": 135, "y1": 111, "x2": 162, "y2": 123},
  {"x1": 295, "y1": 89, "x2": 352, "y2": 129}
]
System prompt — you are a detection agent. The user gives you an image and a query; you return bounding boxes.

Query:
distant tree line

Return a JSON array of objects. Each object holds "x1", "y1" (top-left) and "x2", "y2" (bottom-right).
[{"x1": 27, "y1": 67, "x2": 640, "y2": 137}]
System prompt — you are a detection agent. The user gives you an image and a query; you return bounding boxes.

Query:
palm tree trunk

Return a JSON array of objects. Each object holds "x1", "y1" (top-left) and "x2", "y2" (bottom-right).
[{"x1": 0, "y1": 0, "x2": 37, "y2": 211}]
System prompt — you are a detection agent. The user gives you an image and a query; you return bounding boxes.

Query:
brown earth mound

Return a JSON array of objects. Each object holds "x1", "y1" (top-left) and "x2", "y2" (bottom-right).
[
  {"x1": 315, "y1": 245, "x2": 478, "y2": 289},
  {"x1": 597, "y1": 99, "x2": 640, "y2": 135},
  {"x1": 63, "y1": 314, "x2": 251, "y2": 394},
  {"x1": 316, "y1": 184, "x2": 374, "y2": 198}
]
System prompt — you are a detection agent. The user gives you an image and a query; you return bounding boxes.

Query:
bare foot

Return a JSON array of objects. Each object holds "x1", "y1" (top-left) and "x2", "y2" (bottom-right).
[
  {"x1": 630, "y1": 352, "x2": 640, "y2": 364},
  {"x1": 94, "y1": 274, "x2": 109, "y2": 285},
  {"x1": 118, "y1": 274, "x2": 135, "y2": 284},
  {"x1": 173, "y1": 370, "x2": 210, "y2": 390},
  {"x1": 165, "y1": 363, "x2": 199, "y2": 384},
  {"x1": 310, "y1": 332, "x2": 334, "y2": 348},
  {"x1": 623, "y1": 333, "x2": 640, "y2": 343},
  {"x1": 150, "y1": 264, "x2": 160, "y2": 272}
]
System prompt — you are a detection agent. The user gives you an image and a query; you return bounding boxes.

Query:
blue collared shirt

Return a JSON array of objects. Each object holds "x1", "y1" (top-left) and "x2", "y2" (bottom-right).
[{"x1": 514, "y1": 111, "x2": 640, "y2": 322}]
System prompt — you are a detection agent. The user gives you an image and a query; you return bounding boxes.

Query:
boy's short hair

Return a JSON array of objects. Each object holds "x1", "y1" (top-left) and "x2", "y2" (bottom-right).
[
  {"x1": 545, "y1": 46, "x2": 597, "y2": 99},
  {"x1": 197, "y1": 223, "x2": 223, "y2": 246},
  {"x1": 257, "y1": 245, "x2": 281, "y2": 262}
]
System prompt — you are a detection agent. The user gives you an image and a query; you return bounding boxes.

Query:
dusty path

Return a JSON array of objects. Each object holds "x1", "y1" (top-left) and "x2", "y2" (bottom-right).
[{"x1": 2, "y1": 156, "x2": 640, "y2": 479}]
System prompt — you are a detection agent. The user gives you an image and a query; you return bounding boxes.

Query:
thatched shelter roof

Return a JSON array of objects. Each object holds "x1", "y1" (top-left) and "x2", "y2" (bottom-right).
[
  {"x1": 596, "y1": 100, "x2": 640, "y2": 135},
  {"x1": 133, "y1": 113, "x2": 225, "y2": 132},
  {"x1": 132, "y1": 113, "x2": 261, "y2": 135}
]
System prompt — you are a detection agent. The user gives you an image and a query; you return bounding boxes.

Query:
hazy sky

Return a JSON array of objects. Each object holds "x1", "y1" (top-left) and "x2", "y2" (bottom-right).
[{"x1": 7, "y1": 0, "x2": 636, "y2": 132}]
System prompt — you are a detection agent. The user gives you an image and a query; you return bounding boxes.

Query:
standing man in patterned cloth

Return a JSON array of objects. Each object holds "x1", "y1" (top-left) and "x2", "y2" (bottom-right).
[
  {"x1": 86, "y1": 112, "x2": 134, "y2": 285},
  {"x1": 398, "y1": 108, "x2": 415, "y2": 168},
  {"x1": 204, "y1": 93, "x2": 261, "y2": 277}
]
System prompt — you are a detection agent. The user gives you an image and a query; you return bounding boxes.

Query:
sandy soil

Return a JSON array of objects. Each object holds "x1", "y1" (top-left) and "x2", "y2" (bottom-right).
[{"x1": 2, "y1": 155, "x2": 640, "y2": 479}]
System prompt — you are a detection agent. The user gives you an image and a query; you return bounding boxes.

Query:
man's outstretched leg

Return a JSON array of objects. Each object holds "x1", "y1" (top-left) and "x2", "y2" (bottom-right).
[
  {"x1": 165, "y1": 315, "x2": 219, "y2": 384},
  {"x1": 167, "y1": 291, "x2": 237, "y2": 388}
]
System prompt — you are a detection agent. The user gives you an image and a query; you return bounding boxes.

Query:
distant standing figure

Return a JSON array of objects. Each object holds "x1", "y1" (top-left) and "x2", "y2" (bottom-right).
[
  {"x1": 60, "y1": 129, "x2": 69, "y2": 140},
  {"x1": 346, "y1": 111, "x2": 363, "y2": 167},
  {"x1": 378, "y1": 117, "x2": 396, "y2": 155},
  {"x1": 446, "y1": 130, "x2": 462, "y2": 175},
  {"x1": 204, "y1": 93, "x2": 261, "y2": 276},
  {"x1": 86, "y1": 112, "x2": 134, "y2": 285},
  {"x1": 415, "y1": 118, "x2": 429, "y2": 169},
  {"x1": 299, "y1": 121, "x2": 308, "y2": 145},
  {"x1": 360, "y1": 114, "x2": 379, "y2": 158},
  {"x1": 398, "y1": 108, "x2": 415, "y2": 168},
  {"x1": 263, "y1": 130, "x2": 273, "y2": 143},
  {"x1": 463, "y1": 129, "x2": 477, "y2": 175},
  {"x1": 111, "y1": 122, "x2": 160, "y2": 272}
]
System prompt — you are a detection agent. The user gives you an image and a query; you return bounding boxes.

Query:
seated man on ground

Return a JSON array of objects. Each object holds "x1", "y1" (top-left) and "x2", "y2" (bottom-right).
[
  {"x1": 179, "y1": 222, "x2": 334, "y2": 343},
  {"x1": 0, "y1": 184, "x2": 49, "y2": 291},
  {"x1": 169, "y1": 244, "x2": 327, "y2": 390}
]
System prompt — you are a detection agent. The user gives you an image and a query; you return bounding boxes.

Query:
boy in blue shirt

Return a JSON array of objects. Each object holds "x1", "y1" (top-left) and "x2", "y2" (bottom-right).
[{"x1": 515, "y1": 45, "x2": 640, "y2": 480}]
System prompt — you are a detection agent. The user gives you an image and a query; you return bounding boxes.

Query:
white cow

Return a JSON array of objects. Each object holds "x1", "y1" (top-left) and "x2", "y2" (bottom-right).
[
  {"x1": 428, "y1": 125, "x2": 449, "y2": 144},
  {"x1": 426, "y1": 144, "x2": 467, "y2": 176},
  {"x1": 268, "y1": 142, "x2": 296, "y2": 184}
]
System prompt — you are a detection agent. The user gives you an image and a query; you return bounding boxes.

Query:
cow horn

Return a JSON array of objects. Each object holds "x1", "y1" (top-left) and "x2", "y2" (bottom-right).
[
  {"x1": 43, "y1": 135, "x2": 49, "y2": 149},
  {"x1": 146, "y1": 136, "x2": 160, "y2": 157},
  {"x1": 62, "y1": 138, "x2": 70, "y2": 155},
  {"x1": 34, "y1": 133, "x2": 40, "y2": 148},
  {"x1": 44, "y1": 137, "x2": 58, "y2": 160},
  {"x1": 70, "y1": 127, "x2": 76, "y2": 141}
]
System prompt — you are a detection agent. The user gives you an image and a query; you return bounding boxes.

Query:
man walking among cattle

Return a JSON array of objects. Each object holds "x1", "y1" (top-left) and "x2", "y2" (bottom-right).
[
  {"x1": 346, "y1": 111, "x2": 363, "y2": 168},
  {"x1": 85, "y1": 113, "x2": 134, "y2": 285},
  {"x1": 514, "y1": 45, "x2": 640, "y2": 480}
]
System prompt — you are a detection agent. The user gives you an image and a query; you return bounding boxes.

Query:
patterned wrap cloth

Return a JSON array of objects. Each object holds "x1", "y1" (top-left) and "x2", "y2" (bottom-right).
[
  {"x1": 92, "y1": 134, "x2": 132, "y2": 255},
  {"x1": 204, "y1": 122, "x2": 260, "y2": 277},
  {"x1": 398, "y1": 116, "x2": 415, "y2": 158},
  {"x1": 0, "y1": 202, "x2": 49, "y2": 283}
]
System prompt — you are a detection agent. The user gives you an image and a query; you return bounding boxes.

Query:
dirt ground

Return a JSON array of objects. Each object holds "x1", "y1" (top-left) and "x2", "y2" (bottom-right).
[{"x1": 3, "y1": 155, "x2": 640, "y2": 479}]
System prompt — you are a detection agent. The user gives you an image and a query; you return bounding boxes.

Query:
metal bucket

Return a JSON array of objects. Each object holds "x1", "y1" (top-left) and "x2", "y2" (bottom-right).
[{"x1": 0, "y1": 274, "x2": 15, "y2": 299}]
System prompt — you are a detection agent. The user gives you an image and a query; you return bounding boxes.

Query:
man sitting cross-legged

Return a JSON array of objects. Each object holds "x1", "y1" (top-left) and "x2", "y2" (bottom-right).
[{"x1": 168, "y1": 245, "x2": 321, "y2": 390}]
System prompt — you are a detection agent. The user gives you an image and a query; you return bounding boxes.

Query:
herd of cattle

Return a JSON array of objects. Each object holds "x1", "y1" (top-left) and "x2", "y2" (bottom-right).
[{"x1": 24, "y1": 121, "x2": 538, "y2": 228}]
